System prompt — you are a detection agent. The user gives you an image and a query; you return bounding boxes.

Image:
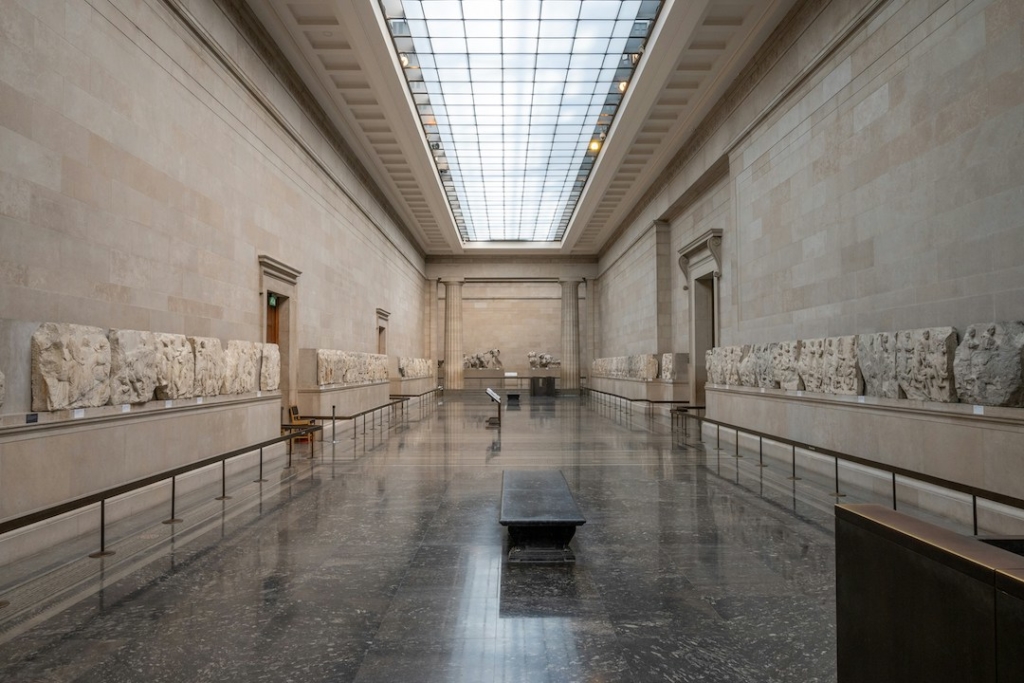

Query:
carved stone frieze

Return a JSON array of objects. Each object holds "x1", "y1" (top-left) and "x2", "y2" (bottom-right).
[
  {"x1": 896, "y1": 327, "x2": 958, "y2": 403},
  {"x1": 109, "y1": 329, "x2": 158, "y2": 405},
  {"x1": 858, "y1": 332, "x2": 898, "y2": 398},
  {"x1": 798, "y1": 338, "x2": 828, "y2": 393},
  {"x1": 659, "y1": 353, "x2": 689, "y2": 381},
  {"x1": 189, "y1": 336, "x2": 225, "y2": 397},
  {"x1": 31, "y1": 323, "x2": 111, "y2": 411},
  {"x1": 261, "y1": 343, "x2": 281, "y2": 391},
  {"x1": 591, "y1": 355, "x2": 658, "y2": 380},
  {"x1": 155, "y1": 333, "x2": 195, "y2": 400},
  {"x1": 318, "y1": 350, "x2": 388, "y2": 386},
  {"x1": 953, "y1": 322, "x2": 1024, "y2": 407},
  {"x1": 740, "y1": 344, "x2": 774, "y2": 388},
  {"x1": 771, "y1": 341, "x2": 802, "y2": 391},
  {"x1": 221, "y1": 340, "x2": 260, "y2": 394},
  {"x1": 398, "y1": 357, "x2": 432, "y2": 379},
  {"x1": 824, "y1": 336, "x2": 863, "y2": 396}
]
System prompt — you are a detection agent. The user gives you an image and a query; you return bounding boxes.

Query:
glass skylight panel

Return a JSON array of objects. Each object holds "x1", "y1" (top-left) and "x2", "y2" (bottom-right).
[{"x1": 380, "y1": 0, "x2": 663, "y2": 242}]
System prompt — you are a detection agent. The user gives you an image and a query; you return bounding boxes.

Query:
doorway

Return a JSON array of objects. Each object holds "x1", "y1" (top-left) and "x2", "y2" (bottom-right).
[{"x1": 693, "y1": 274, "x2": 717, "y2": 404}]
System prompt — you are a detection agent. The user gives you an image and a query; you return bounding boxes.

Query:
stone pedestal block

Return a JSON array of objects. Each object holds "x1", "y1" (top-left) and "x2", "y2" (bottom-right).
[
  {"x1": 896, "y1": 327, "x2": 958, "y2": 403},
  {"x1": 189, "y1": 336, "x2": 224, "y2": 397},
  {"x1": 31, "y1": 323, "x2": 111, "y2": 411},
  {"x1": 155, "y1": 333, "x2": 195, "y2": 400},
  {"x1": 954, "y1": 322, "x2": 1024, "y2": 407},
  {"x1": 109, "y1": 329, "x2": 158, "y2": 405}
]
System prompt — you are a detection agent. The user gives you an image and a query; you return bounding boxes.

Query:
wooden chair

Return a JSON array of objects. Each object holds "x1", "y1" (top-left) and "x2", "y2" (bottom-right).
[{"x1": 285, "y1": 406, "x2": 315, "y2": 443}]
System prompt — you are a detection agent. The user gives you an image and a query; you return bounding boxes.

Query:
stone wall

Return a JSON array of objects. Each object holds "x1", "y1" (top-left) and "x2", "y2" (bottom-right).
[
  {"x1": 0, "y1": 0, "x2": 426, "y2": 362},
  {"x1": 707, "y1": 322, "x2": 1024, "y2": 407}
]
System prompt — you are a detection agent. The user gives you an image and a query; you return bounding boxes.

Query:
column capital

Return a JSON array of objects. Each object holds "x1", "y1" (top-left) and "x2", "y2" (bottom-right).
[
  {"x1": 558, "y1": 277, "x2": 584, "y2": 286},
  {"x1": 439, "y1": 277, "x2": 465, "y2": 286}
]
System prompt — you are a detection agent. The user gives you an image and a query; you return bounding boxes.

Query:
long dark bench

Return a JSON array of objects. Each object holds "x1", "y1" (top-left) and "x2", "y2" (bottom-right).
[{"x1": 499, "y1": 470, "x2": 586, "y2": 564}]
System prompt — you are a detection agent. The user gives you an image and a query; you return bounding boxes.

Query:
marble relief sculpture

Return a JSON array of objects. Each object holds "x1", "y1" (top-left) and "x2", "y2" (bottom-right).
[
  {"x1": 723, "y1": 346, "x2": 749, "y2": 386},
  {"x1": 740, "y1": 344, "x2": 774, "y2": 387},
  {"x1": 398, "y1": 357, "x2": 432, "y2": 379},
  {"x1": 824, "y1": 336, "x2": 863, "y2": 395},
  {"x1": 772, "y1": 341, "x2": 803, "y2": 390},
  {"x1": 108, "y1": 329, "x2": 158, "y2": 405},
  {"x1": 754, "y1": 343, "x2": 779, "y2": 388},
  {"x1": 858, "y1": 332, "x2": 898, "y2": 398},
  {"x1": 528, "y1": 351, "x2": 560, "y2": 369},
  {"x1": 261, "y1": 343, "x2": 281, "y2": 391},
  {"x1": 317, "y1": 350, "x2": 388, "y2": 386},
  {"x1": 953, "y1": 321, "x2": 1024, "y2": 407},
  {"x1": 189, "y1": 336, "x2": 225, "y2": 397},
  {"x1": 155, "y1": 333, "x2": 195, "y2": 400},
  {"x1": 31, "y1": 323, "x2": 112, "y2": 411},
  {"x1": 798, "y1": 338, "x2": 827, "y2": 393},
  {"x1": 591, "y1": 355, "x2": 657, "y2": 380},
  {"x1": 221, "y1": 340, "x2": 260, "y2": 395},
  {"x1": 896, "y1": 327, "x2": 958, "y2": 402},
  {"x1": 463, "y1": 349, "x2": 503, "y2": 369},
  {"x1": 659, "y1": 353, "x2": 688, "y2": 381}
]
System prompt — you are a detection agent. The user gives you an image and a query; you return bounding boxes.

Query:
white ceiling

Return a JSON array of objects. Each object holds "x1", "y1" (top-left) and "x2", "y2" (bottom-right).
[{"x1": 242, "y1": 0, "x2": 799, "y2": 257}]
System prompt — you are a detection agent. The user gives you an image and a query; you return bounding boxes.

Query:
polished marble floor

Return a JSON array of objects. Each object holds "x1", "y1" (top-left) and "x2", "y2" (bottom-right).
[{"x1": 0, "y1": 395, "x2": 837, "y2": 682}]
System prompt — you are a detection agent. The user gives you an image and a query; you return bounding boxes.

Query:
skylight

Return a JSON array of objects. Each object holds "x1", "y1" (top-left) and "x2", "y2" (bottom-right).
[{"x1": 378, "y1": 0, "x2": 663, "y2": 242}]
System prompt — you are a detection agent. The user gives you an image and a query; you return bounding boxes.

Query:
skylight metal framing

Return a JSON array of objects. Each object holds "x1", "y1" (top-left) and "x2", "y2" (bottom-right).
[{"x1": 378, "y1": 0, "x2": 663, "y2": 243}]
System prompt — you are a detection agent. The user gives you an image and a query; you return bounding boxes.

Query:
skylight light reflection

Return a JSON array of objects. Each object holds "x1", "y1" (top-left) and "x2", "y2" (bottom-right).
[{"x1": 379, "y1": 0, "x2": 664, "y2": 242}]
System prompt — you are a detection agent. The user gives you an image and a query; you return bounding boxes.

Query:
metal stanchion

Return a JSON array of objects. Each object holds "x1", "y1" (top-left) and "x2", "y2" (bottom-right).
[
  {"x1": 254, "y1": 447, "x2": 267, "y2": 482},
  {"x1": 89, "y1": 500, "x2": 115, "y2": 558},
  {"x1": 163, "y1": 476, "x2": 182, "y2": 524},
  {"x1": 216, "y1": 459, "x2": 232, "y2": 500}
]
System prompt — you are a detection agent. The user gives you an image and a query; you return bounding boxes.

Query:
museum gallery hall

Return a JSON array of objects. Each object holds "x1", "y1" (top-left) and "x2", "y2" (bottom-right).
[{"x1": 0, "y1": 0, "x2": 1021, "y2": 680}]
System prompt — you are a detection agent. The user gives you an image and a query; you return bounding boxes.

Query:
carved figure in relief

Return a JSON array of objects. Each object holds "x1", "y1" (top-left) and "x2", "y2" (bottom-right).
[
  {"x1": 953, "y1": 321, "x2": 1024, "y2": 407},
  {"x1": 825, "y1": 335, "x2": 863, "y2": 395},
  {"x1": 31, "y1": 323, "x2": 112, "y2": 411},
  {"x1": 896, "y1": 327, "x2": 958, "y2": 402},
  {"x1": 771, "y1": 341, "x2": 803, "y2": 391},
  {"x1": 528, "y1": 351, "x2": 560, "y2": 369},
  {"x1": 261, "y1": 344, "x2": 281, "y2": 391},
  {"x1": 109, "y1": 330, "x2": 158, "y2": 405},
  {"x1": 738, "y1": 347, "x2": 759, "y2": 387},
  {"x1": 488, "y1": 349, "x2": 503, "y2": 369},
  {"x1": 858, "y1": 332, "x2": 898, "y2": 398},
  {"x1": 798, "y1": 339, "x2": 827, "y2": 393},
  {"x1": 755, "y1": 343, "x2": 779, "y2": 389},
  {"x1": 189, "y1": 336, "x2": 225, "y2": 397},
  {"x1": 155, "y1": 333, "x2": 195, "y2": 400}
]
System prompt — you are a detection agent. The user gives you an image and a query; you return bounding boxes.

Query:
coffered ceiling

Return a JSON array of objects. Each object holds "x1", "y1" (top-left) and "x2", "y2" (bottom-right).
[{"x1": 243, "y1": 0, "x2": 798, "y2": 256}]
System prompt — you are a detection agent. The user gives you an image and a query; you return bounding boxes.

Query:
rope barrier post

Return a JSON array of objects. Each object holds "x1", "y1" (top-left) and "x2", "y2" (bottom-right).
[
  {"x1": 758, "y1": 436, "x2": 767, "y2": 468},
  {"x1": 254, "y1": 447, "x2": 267, "y2": 483},
  {"x1": 734, "y1": 430, "x2": 741, "y2": 458},
  {"x1": 89, "y1": 500, "x2": 115, "y2": 558},
  {"x1": 309, "y1": 427, "x2": 315, "y2": 458},
  {"x1": 163, "y1": 476, "x2": 182, "y2": 524},
  {"x1": 216, "y1": 459, "x2": 232, "y2": 500},
  {"x1": 892, "y1": 473, "x2": 898, "y2": 509}
]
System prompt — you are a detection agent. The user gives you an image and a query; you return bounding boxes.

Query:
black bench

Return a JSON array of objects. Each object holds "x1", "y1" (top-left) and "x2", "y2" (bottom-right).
[{"x1": 499, "y1": 470, "x2": 586, "y2": 564}]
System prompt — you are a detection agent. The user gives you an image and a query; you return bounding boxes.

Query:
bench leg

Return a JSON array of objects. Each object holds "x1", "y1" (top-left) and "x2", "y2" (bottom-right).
[{"x1": 506, "y1": 525, "x2": 579, "y2": 564}]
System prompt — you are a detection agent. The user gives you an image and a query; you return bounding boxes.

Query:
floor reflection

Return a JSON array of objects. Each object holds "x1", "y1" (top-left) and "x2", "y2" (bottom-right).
[{"x1": 0, "y1": 394, "x2": 837, "y2": 682}]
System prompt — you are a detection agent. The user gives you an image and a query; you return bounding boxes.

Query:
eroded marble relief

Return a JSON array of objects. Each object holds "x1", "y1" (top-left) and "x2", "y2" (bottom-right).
[
  {"x1": 261, "y1": 343, "x2": 281, "y2": 391},
  {"x1": 398, "y1": 357, "x2": 432, "y2": 379},
  {"x1": 954, "y1": 322, "x2": 1024, "y2": 407},
  {"x1": 155, "y1": 333, "x2": 195, "y2": 400},
  {"x1": 825, "y1": 336, "x2": 863, "y2": 396},
  {"x1": 723, "y1": 346, "x2": 749, "y2": 386},
  {"x1": 31, "y1": 323, "x2": 111, "y2": 411},
  {"x1": 659, "y1": 353, "x2": 688, "y2": 381},
  {"x1": 798, "y1": 339, "x2": 827, "y2": 393},
  {"x1": 108, "y1": 329, "x2": 158, "y2": 405},
  {"x1": 189, "y1": 336, "x2": 225, "y2": 397},
  {"x1": 771, "y1": 341, "x2": 803, "y2": 391},
  {"x1": 221, "y1": 340, "x2": 260, "y2": 395},
  {"x1": 857, "y1": 332, "x2": 898, "y2": 398},
  {"x1": 896, "y1": 327, "x2": 958, "y2": 402},
  {"x1": 318, "y1": 351, "x2": 388, "y2": 386}
]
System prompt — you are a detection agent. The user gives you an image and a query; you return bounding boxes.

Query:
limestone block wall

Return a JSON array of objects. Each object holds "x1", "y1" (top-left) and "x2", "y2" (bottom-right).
[
  {"x1": 595, "y1": 228, "x2": 658, "y2": 356},
  {"x1": 0, "y1": 0, "x2": 426, "y2": 361},
  {"x1": 457, "y1": 282, "x2": 572, "y2": 375}
]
